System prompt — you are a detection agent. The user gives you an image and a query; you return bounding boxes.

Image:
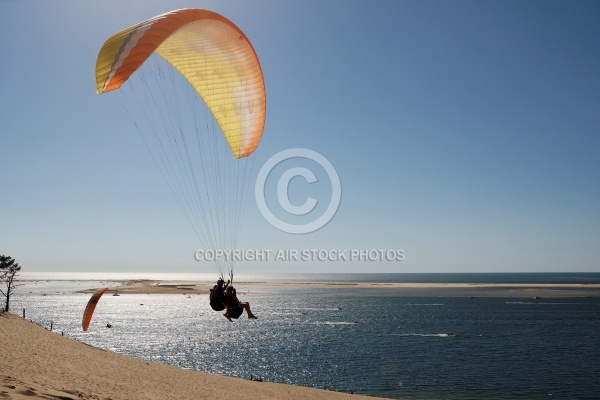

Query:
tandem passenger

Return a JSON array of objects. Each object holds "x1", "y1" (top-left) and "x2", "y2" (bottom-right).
[{"x1": 223, "y1": 286, "x2": 257, "y2": 322}]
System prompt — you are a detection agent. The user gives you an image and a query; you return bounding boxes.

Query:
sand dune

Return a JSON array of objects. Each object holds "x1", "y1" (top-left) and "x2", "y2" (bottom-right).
[{"x1": 0, "y1": 312, "x2": 380, "y2": 400}]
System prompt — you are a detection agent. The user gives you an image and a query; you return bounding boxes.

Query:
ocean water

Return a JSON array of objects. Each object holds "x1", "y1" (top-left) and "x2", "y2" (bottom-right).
[{"x1": 10, "y1": 273, "x2": 600, "y2": 400}]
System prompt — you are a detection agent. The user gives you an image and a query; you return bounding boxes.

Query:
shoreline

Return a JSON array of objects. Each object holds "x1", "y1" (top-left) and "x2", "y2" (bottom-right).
[
  {"x1": 7, "y1": 280, "x2": 600, "y2": 398},
  {"x1": 75, "y1": 280, "x2": 600, "y2": 298},
  {"x1": 0, "y1": 312, "x2": 380, "y2": 400}
]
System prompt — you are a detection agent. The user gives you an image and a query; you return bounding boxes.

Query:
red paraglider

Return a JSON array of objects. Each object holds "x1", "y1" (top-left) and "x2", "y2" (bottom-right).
[{"x1": 82, "y1": 287, "x2": 108, "y2": 331}]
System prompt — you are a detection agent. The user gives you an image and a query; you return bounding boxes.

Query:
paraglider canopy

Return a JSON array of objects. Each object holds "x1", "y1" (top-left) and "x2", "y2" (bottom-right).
[
  {"x1": 82, "y1": 287, "x2": 108, "y2": 331},
  {"x1": 95, "y1": 8, "x2": 266, "y2": 159}
]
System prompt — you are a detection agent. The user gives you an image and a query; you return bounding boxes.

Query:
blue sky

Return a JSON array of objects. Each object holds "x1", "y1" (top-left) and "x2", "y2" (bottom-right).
[{"x1": 1, "y1": 0, "x2": 599, "y2": 273}]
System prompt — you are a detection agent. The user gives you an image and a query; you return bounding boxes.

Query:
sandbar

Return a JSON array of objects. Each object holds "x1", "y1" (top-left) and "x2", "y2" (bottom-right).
[{"x1": 78, "y1": 280, "x2": 600, "y2": 298}]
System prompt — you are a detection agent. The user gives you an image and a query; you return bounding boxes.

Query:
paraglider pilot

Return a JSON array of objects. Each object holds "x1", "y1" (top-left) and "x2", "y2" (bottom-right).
[{"x1": 209, "y1": 278, "x2": 229, "y2": 311}]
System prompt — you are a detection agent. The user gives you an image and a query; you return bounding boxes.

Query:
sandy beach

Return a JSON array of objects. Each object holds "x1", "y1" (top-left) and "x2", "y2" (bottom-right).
[
  {"x1": 79, "y1": 280, "x2": 600, "y2": 298},
  {"x1": 0, "y1": 312, "x2": 381, "y2": 400}
]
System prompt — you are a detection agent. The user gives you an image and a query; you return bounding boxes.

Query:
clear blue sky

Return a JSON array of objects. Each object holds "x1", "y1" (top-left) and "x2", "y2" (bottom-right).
[{"x1": 1, "y1": 0, "x2": 599, "y2": 273}]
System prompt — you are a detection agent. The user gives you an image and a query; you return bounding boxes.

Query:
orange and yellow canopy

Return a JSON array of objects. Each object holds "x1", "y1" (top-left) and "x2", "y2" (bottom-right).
[{"x1": 96, "y1": 9, "x2": 266, "y2": 158}]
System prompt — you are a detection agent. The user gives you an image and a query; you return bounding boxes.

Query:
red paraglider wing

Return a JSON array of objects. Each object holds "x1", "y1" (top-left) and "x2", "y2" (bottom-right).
[{"x1": 82, "y1": 287, "x2": 108, "y2": 331}]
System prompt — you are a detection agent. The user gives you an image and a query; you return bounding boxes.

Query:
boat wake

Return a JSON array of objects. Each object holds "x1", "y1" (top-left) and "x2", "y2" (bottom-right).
[{"x1": 393, "y1": 333, "x2": 456, "y2": 338}]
